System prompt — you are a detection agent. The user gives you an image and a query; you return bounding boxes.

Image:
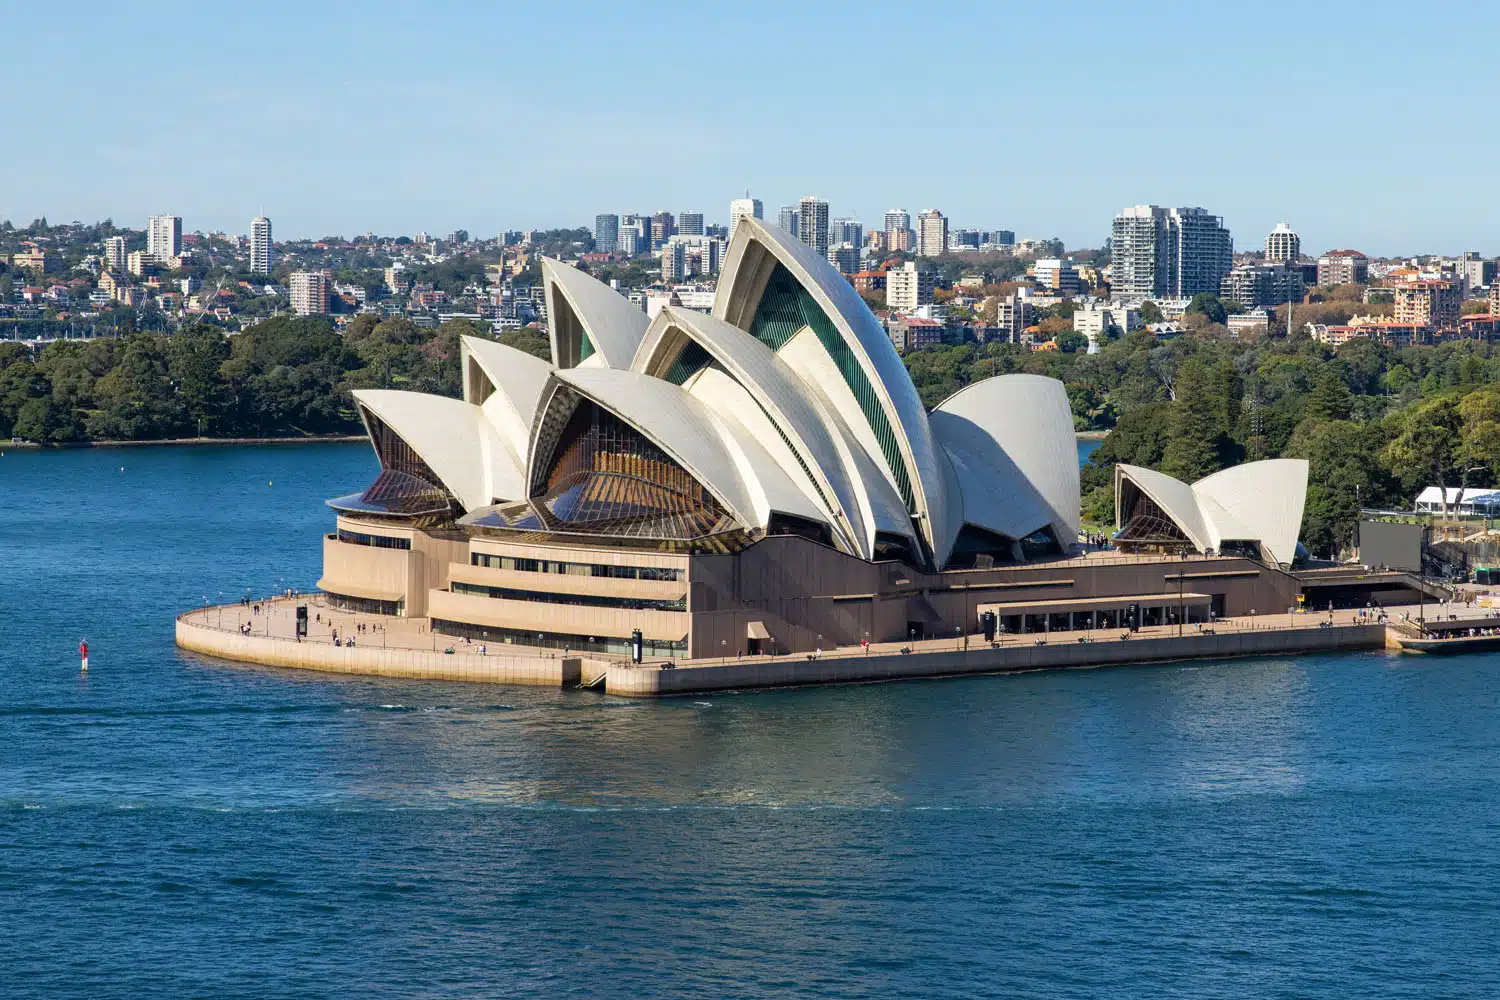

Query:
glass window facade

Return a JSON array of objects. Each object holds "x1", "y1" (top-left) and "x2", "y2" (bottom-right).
[
  {"x1": 451, "y1": 580, "x2": 686, "y2": 613},
  {"x1": 325, "y1": 592, "x2": 404, "y2": 616},
  {"x1": 470, "y1": 552, "x2": 682, "y2": 581},
  {"x1": 337, "y1": 528, "x2": 412, "y2": 550},
  {"x1": 432, "y1": 619, "x2": 687, "y2": 658}
]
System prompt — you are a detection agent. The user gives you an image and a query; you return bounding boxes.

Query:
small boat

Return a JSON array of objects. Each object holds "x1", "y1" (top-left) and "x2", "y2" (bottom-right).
[{"x1": 1390, "y1": 615, "x2": 1500, "y2": 654}]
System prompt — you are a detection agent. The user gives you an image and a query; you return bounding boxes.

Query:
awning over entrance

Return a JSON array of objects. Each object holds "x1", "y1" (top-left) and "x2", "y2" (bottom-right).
[
  {"x1": 746, "y1": 621, "x2": 771, "y2": 640},
  {"x1": 977, "y1": 591, "x2": 1212, "y2": 617},
  {"x1": 315, "y1": 577, "x2": 406, "y2": 603}
]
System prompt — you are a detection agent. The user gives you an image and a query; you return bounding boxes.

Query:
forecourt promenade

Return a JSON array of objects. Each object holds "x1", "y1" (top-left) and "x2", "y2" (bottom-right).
[{"x1": 174, "y1": 594, "x2": 1436, "y2": 696}]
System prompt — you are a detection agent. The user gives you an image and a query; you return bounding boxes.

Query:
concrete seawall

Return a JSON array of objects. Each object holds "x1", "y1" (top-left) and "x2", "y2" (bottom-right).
[
  {"x1": 604, "y1": 624, "x2": 1389, "y2": 696},
  {"x1": 175, "y1": 616, "x2": 580, "y2": 685}
]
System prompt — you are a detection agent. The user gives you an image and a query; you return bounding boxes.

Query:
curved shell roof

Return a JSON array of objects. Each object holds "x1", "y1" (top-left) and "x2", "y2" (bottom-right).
[
  {"x1": 714, "y1": 217, "x2": 953, "y2": 565},
  {"x1": 931, "y1": 374, "x2": 1081, "y2": 546},
  {"x1": 352, "y1": 389, "x2": 522, "y2": 511},
  {"x1": 546, "y1": 367, "x2": 827, "y2": 533},
  {"x1": 541, "y1": 257, "x2": 649, "y2": 369},
  {"x1": 460, "y1": 336, "x2": 553, "y2": 468},
  {"x1": 1115, "y1": 459, "x2": 1308, "y2": 565}
]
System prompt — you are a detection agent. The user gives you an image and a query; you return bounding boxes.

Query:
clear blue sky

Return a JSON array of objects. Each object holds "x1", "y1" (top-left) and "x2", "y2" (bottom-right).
[{"x1": 4, "y1": 1, "x2": 1495, "y2": 255}]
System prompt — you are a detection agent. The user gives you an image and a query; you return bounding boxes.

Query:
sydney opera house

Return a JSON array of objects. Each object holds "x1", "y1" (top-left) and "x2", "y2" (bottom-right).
[{"x1": 317, "y1": 218, "x2": 1309, "y2": 658}]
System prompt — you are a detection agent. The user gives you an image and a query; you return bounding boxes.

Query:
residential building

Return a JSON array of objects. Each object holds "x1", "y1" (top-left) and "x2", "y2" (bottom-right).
[
  {"x1": 1309, "y1": 317, "x2": 1428, "y2": 348},
  {"x1": 147, "y1": 214, "x2": 182, "y2": 263},
  {"x1": 649, "y1": 212, "x2": 676, "y2": 251},
  {"x1": 661, "y1": 242, "x2": 688, "y2": 283},
  {"x1": 1226, "y1": 310, "x2": 1273, "y2": 337},
  {"x1": 126, "y1": 250, "x2": 155, "y2": 277},
  {"x1": 884, "y1": 209, "x2": 910, "y2": 241},
  {"x1": 777, "y1": 205, "x2": 799, "y2": 235},
  {"x1": 728, "y1": 198, "x2": 762, "y2": 240},
  {"x1": 1492, "y1": 280, "x2": 1500, "y2": 316},
  {"x1": 1460, "y1": 251, "x2": 1495, "y2": 290},
  {"x1": 886, "y1": 261, "x2": 934, "y2": 312},
  {"x1": 290, "y1": 271, "x2": 330, "y2": 316},
  {"x1": 104, "y1": 236, "x2": 127, "y2": 273},
  {"x1": 916, "y1": 209, "x2": 948, "y2": 258},
  {"x1": 828, "y1": 242, "x2": 860, "y2": 275},
  {"x1": 1219, "y1": 263, "x2": 1305, "y2": 309},
  {"x1": 1072, "y1": 300, "x2": 1139, "y2": 346},
  {"x1": 1392, "y1": 280, "x2": 1461, "y2": 330},
  {"x1": 1265, "y1": 222, "x2": 1299, "y2": 264},
  {"x1": 798, "y1": 196, "x2": 830, "y2": 256},
  {"x1": 987, "y1": 229, "x2": 1016, "y2": 248},
  {"x1": 832, "y1": 218, "x2": 863, "y2": 249},
  {"x1": 993, "y1": 291, "x2": 1038, "y2": 344},
  {"x1": 618, "y1": 215, "x2": 646, "y2": 256},
  {"x1": 250, "y1": 216, "x2": 273, "y2": 274},
  {"x1": 10, "y1": 248, "x2": 55, "y2": 274},
  {"x1": 678, "y1": 212, "x2": 704, "y2": 236},
  {"x1": 1317, "y1": 250, "x2": 1368, "y2": 286},
  {"x1": 1033, "y1": 258, "x2": 1080, "y2": 295},
  {"x1": 1109, "y1": 205, "x2": 1232, "y2": 299},
  {"x1": 850, "y1": 270, "x2": 887, "y2": 295},
  {"x1": 594, "y1": 214, "x2": 619, "y2": 254},
  {"x1": 887, "y1": 315, "x2": 945, "y2": 353}
]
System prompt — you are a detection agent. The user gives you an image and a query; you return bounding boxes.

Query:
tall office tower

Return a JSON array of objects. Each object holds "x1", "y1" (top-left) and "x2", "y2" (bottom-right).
[
  {"x1": 777, "y1": 205, "x2": 799, "y2": 235},
  {"x1": 916, "y1": 209, "x2": 948, "y2": 258},
  {"x1": 1265, "y1": 222, "x2": 1300, "y2": 264},
  {"x1": 798, "y1": 196, "x2": 830, "y2": 256},
  {"x1": 678, "y1": 212, "x2": 704, "y2": 236},
  {"x1": 832, "y1": 218, "x2": 863, "y2": 249},
  {"x1": 147, "y1": 214, "x2": 182, "y2": 263},
  {"x1": 594, "y1": 214, "x2": 620, "y2": 254},
  {"x1": 1109, "y1": 205, "x2": 1232, "y2": 299},
  {"x1": 650, "y1": 211, "x2": 676, "y2": 250},
  {"x1": 289, "y1": 271, "x2": 330, "y2": 316},
  {"x1": 104, "y1": 236, "x2": 127, "y2": 273},
  {"x1": 988, "y1": 229, "x2": 1016, "y2": 247},
  {"x1": 250, "y1": 216, "x2": 273, "y2": 274},
  {"x1": 729, "y1": 197, "x2": 763, "y2": 240}
]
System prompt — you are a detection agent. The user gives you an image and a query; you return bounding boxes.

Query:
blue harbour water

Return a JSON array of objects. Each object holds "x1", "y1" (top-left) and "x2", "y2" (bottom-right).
[{"x1": 3, "y1": 441, "x2": 1500, "y2": 998}]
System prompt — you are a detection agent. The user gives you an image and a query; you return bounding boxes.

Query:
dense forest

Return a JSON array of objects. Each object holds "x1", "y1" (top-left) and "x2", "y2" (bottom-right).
[{"x1": 5, "y1": 315, "x2": 1498, "y2": 559}]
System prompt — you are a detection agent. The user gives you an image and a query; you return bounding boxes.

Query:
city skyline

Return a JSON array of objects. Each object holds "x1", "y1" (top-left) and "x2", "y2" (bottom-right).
[{"x1": 3, "y1": 3, "x2": 1497, "y2": 254}]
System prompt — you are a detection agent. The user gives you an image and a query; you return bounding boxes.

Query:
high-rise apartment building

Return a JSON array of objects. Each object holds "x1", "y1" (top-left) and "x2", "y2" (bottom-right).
[
  {"x1": 729, "y1": 197, "x2": 763, "y2": 241},
  {"x1": 1265, "y1": 222, "x2": 1299, "y2": 264},
  {"x1": 1490, "y1": 280, "x2": 1500, "y2": 316},
  {"x1": 290, "y1": 271, "x2": 330, "y2": 316},
  {"x1": 678, "y1": 212, "x2": 704, "y2": 236},
  {"x1": 883, "y1": 210, "x2": 913, "y2": 252},
  {"x1": 618, "y1": 214, "x2": 646, "y2": 256},
  {"x1": 988, "y1": 229, "x2": 1016, "y2": 248},
  {"x1": 594, "y1": 214, "x2": 620, "y2": 254},
  {"x1": 884, "y1": 209, "x2": 910, "y2": 238},
  {"x1": 1220, "y1": 263, "x2": 1305, "y2": 309},
  {"x1": 662, "y1": 242, "x2": 688, "y2": 283},
  {"x1": 828, "y1": 243, "x2": 860, "y2": 275},
  {"x1": 1393, "y1": 280, "x2": 1461, "y2": 330},
  {"x1": 832, "y1": 218, "x2": 863, "y2": 250},
  {"x1": 916, "y1": 210, "x2": 948, "y2": 258},
  {"x1": 886, "y1": 261, "x2": 934, "y2": 312},
  {"x1": 250, "y1": 216, "x2": 273, "y2": 274},
  {"x1": 649, "y1": 212, "x2": 676, "y2": 251},
  {"x1": 147, "y1": 215, "x2": 182, "y2": 264},
  {"x1": 1110, "y1": 205, "x2": 1232, "y2": 299},
  {"x1": 777, "y1": 205, "x2": 799, "y2": 235},
  {"x1": 1316, "y1": 250, "x2": 1369, "y2": 286},
  {"x1": 104, "y1": 236, "x2": 127, "y2": 273},
  {"x1": 798, "y1": 196, "x2": 829, "y2": 256},
  {"x1": 1460, "y1": 251, "x2": 1495, "y2": 290}
]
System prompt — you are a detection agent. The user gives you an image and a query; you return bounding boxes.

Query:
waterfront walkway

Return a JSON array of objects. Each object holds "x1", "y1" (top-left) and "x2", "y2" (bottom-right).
[{"x1": 173, "y1": 595, "x2": 1486, "y2": 695}]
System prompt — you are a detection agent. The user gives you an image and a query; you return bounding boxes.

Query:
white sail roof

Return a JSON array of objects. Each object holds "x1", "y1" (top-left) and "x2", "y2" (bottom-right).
[
  {"x1": 541, "y1": 257, "x2": 649, "y2": 369},
  {"x1": 460, "y1": 336, "x2": 554, "y2": 469},
  {"x1": 352, "y1": 389, "x2": 522, "y2": 511},
  {"x1": 931, "y1": 374, "x2": 1081, "y2": 546},
  {"x1": 1115, "y1": 460, "x2": 1308, "y2": 565},
  {"x1": 714, "y1": 216, "x2": 953, "y2": 565}
]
